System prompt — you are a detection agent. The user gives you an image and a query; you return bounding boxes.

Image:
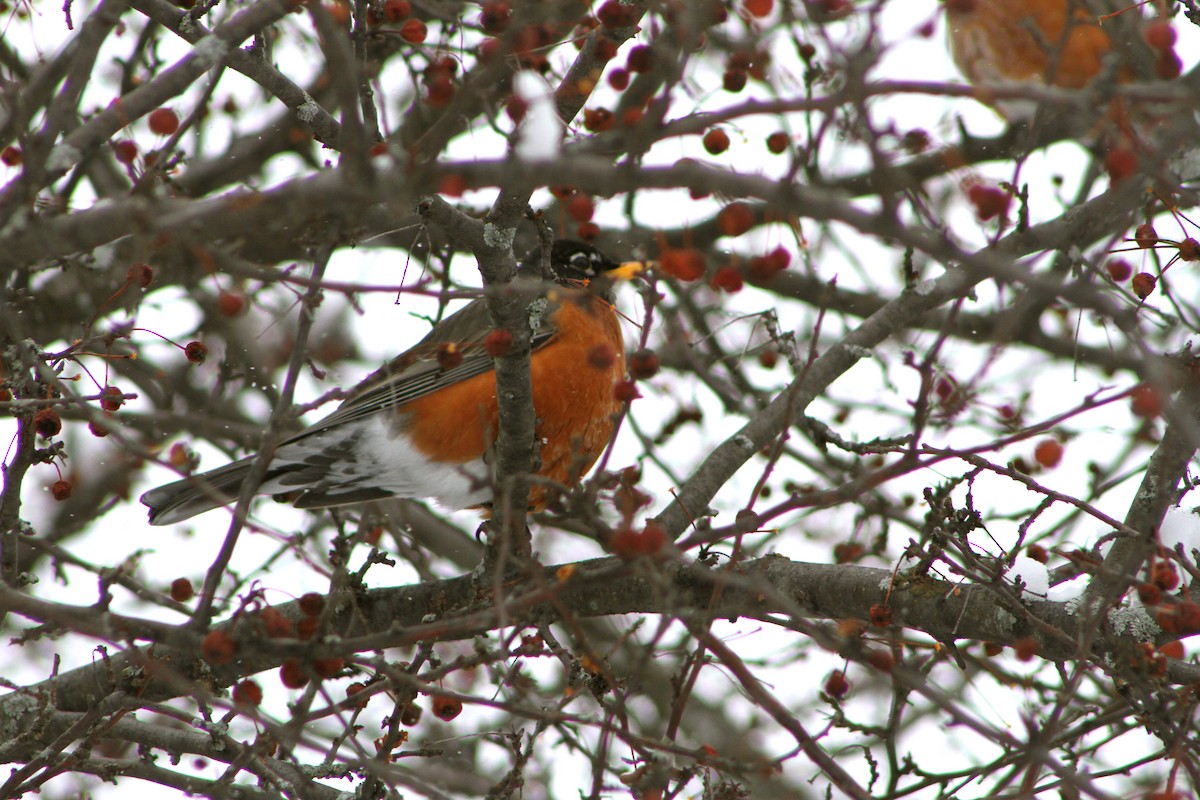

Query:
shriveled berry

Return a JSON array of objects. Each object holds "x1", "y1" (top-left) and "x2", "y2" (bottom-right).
[
  {"x1": 1131, "y1": 272, "x2": 1157, "y2": 299},
  {"x1": 126, "y1": 263, "x2": 154, "y2": 287},
  {"x1": 966, "y1": 183, "x2": 1010, "y2": 221},
  {"x1": 1134, "y1": 223, "x2": 1158, "y2": 248},
  {"x1": 100, "y1": 386, "x2": 124, "y2": 412},
  {"x1": 34, "y1": 408, "x2": 62, "y2": 438},
  {"x1": 0, "y1": 146, "x2": 21, "y2": 166},
  {"x1": 628, "y1": 349, "x2": 659, "y2": 379},
  {"x1": 431, "y1": 694, "x2": 463, "y2": 720},
  {"x1": 312, "y1": 657, "x2": 344, "y2": 679},
  {"x1": 184, "y1": 340, "x2": 208, "y2": 364},
  {"x1": 51, "y1": 480, "x2": 72, "y2": 501}
]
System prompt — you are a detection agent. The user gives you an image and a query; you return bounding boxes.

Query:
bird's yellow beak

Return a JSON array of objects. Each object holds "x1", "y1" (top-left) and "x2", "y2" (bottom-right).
[{"x1": 610, "y1": 260, "x2": 650, "y2": 281}]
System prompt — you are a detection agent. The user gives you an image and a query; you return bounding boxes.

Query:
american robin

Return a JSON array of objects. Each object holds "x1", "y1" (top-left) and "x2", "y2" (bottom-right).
[
  {"x1": 141, "y1": 239, "x2": 638, "y2": 525},
  {"x1": 946, "y1": 0, "x2": 1116, "y2": 103},
  {"x1": 945, "y1": 1, "x2": 1177, "y2": 144}
]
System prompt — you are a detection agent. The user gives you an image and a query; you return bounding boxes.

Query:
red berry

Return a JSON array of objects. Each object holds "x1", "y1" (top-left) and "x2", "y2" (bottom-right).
[
  {"x1": 312, "y1": 657, "x2": 344, "y2": 679},
  {"x1": 613, "y1": 378, "x2": 641, "y2": 403},
  {"x1": 867, "y1": 649, "x2": 895, "y2": 672},
  {"x1": 1159, "y1": 640, "x2": 1184, "y2": 659},
  {"x1": 479, "y1": 0, "x2": 511, "y2": 33},
  {"x1": 702, "y1": 128, "x2": 730, "y2": 155},
  {"x1": 1104, "y1": 147, "x2": 1137, "y2": 183},
  {"x1": 202, "y1": 630, "x2": 237, "y2": 665},
  {"x1": 400, "y1": 17, "x2": 427, "y2": 43},
  {"x1": 1134, "y1": 223, "x2": 1158, "y2": 248},
  {"x1": 34, "y1": 408, "x2": 62, "y2": 438},
  {"x1": 51, "y1": 480, "x2": 72, "y2": 501},
  {"x1": 1130, "y1": 384, "x2": 1163, "y2": 419},
  {"x1": 1106, "y1": 259, "x2": 1132, "y2": 282},
  {"x1": 1151, "y1": 560, "x2": 1180, "y2": 591},
  {"x1": 1014, "y1": 636, "x2": 1038, "y2": 661},
  {"x1": 824, "y1": 671, "x2": 849, "y2": 698},
  {"x1": 1, "y1": 145, "x2": 22, "y2": 166},
  {"x1": 722, "y1": 69, "x2": 747, "y2": 93},
  {"x1": 743, "y1": 0, "x2": 773, "y2": 17},
  {"x1": 567, "y1": 193, "x2": 595, "y2": 222},
  {"x1": 484, "y1": 329, "x2": 513, "y2": 357},
  {"x1": 1026, "y1": 544, "x2": 1048, "y2": 563},
  {"x1": 607, "y1": 68, "x2": 630, "y2": 90},
  {"x1": 766, "y1": 132, "x2": 788, "y2": 154},
  {"x1": 100, "y1": 385, "x2": 124, "y2": 412},
  {"x1": 628, "y1": 349, "x2": 660, "y2": 379},
  {"x1": 596, "y1": 0, "x2": 636, "y2": 28},
  {"x1": 966, "y1": 183, "x2": 1010, "y2": 221},
  {"x1": 1145, "y1": 20, "x2": 1177, "y2": 51},
  {"x1": 1155, "y1": 49, "x2": 1183, "y2": 80},
  {"x1": 126, "y1": 262, "x2": 154, "y2": 287},
  {"x1": 184, "y1": 340, "x2": 208, "y2": 364},
  {"x1": 232, "y1": 679, "x2": 263, "y2": 706},
  {"x1": 113, "y1": 139, "x2": 138, "y2": 164},
  {"x1": 1177, "y1": 238, "x2": 1199, "y2": 261},
  {"x1": 1137, "y1": 582, "x2": 1162, "y2": 605},
  {"x1": 170, "y1": 577, "x2": 195, "y2": 602},
  {"x1": 717, "y1": 203, "x2": 754, "y2": 236},
  {"x1": 1033, "y1": 438, "x2": 1063, "y2": 468},
  {"x1": 216, "y1": 290, "x2": 247, "y2": 317},
  {"x1": 583, "y1": 107, "x2": 614, "y2": 133},
  {"x1": 431, "y1": 694, "x2": 463, "y2": 720},
  {"x1": 383, "y1": 0, "x2": 410, "y2": 21},
  {"x1": 345, "y1": 682, "x2": 370, "y2": 707},
  {"x1": 710, "y1": 265, "x2": 744, "y2": 293},
  {"x1": 148, "y1": 108, "x2": 180, "y2": 136},
  {"x1": 868, "y1": 603, "x2": 892, "y2": 627},
  {"x1": 626, "y1": 44, "x2": 654, "y2": 72},
  {"x1": 659, "y1": 248, "x2": 706, "y2": 281},
  {"x1": 1131, "y1": 272, "x2": 1157, "y2": 300},
  {"x1": 833, "y1": 541, "x2": 864, "y2": 563},
  {"x1": 261, "y1": 606, "x2": 294, "y2": 638},
  {"x1": 298, "y1": 592, "x2": 325, "y2": 617},
  {"x1": 609, "y1": 522, "x2": 666, "y2": 559},
  {"x1": 280, "y1": 658, "x2": 309, "y2": 688}
]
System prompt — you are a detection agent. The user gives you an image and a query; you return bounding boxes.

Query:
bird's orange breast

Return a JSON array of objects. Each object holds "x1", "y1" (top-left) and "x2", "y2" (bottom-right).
[
  {"x1": 947, "y1": 0, "x2": 1113, "y2": 92},
  {"x1": 398, "y1": 292, "x2": 624, "y2": 502}
]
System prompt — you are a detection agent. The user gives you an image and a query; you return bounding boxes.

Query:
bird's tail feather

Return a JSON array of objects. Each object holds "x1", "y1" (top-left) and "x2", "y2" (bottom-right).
[{"x1": 140, "y1": 459, "x2": 258, "y2": 526}]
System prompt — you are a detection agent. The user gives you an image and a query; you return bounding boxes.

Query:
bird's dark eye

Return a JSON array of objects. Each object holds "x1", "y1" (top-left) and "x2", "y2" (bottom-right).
[{"x1": 570, "y1": 252, "x2": 593, "y2": 271}]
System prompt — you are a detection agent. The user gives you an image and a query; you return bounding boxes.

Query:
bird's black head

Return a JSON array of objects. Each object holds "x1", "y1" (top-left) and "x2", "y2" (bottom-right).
[{"x1": 522, "y1": 239, "x2": 621, "y2": 284}]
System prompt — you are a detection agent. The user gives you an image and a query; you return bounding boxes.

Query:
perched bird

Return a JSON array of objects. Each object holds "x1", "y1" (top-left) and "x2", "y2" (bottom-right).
[
  {"x1": 944, "y1": 0, "x2": 1173, "y2": 130},
  {"x1": 141, "y1": 239, "x2": 638, "y2": 525}
]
